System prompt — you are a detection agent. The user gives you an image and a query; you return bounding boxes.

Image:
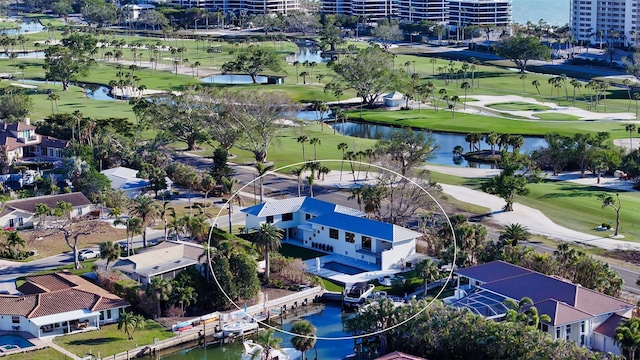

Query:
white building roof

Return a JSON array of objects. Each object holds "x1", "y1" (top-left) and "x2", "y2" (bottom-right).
[
  {"x1": 242, "y1": 196, "x2": 365, "y2": 218},
  {"x1": 383, "y1": 91, "x2": 404, "y2": 100},
  {"x1": 31, "y1": 309, "x2": 100, "y2": 326}
]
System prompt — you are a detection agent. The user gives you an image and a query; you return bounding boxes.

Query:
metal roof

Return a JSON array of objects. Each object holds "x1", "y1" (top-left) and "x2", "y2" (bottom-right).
[{"x1": 308, "y1": 213, "x2": 422, "y2": 242}]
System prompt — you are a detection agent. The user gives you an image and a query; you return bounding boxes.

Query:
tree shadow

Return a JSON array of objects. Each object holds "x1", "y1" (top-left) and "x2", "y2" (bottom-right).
[{"x1": 66, "y1": 337, "x2": 121, "y2": 346}]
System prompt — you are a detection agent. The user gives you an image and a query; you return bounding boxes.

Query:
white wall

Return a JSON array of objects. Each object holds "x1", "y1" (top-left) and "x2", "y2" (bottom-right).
[
  {"x1": 593, "y1": 333, "x2": 622, "y2": 356},
  {"x1": 0, "y1": 210, "x2": 34, "y2": 229},
  {"x1": 381, "y1": 239, "x2": 416, "y2": 270}
]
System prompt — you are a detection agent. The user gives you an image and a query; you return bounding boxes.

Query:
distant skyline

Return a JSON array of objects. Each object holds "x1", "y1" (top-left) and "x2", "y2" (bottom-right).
[{"x1": 511, "y1": 0, "x2": 570, "y2": 26}]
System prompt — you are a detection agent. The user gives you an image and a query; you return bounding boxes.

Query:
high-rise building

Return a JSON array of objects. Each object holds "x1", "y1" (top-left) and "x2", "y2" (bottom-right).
[
  {"x1": 396, "y1": 0, "x2": 447, "y2": 23},
  {"x1": 570, "y1": 0, "x2": 637, "y2": 47},
  {"x1": 321, "y1": 0, "x2": 396, "y2": 21},
  {"x1": 167, "y1": 0, "x2": 299, "y2": 15},
  {"x1": 447, "y1": 0, "x2": 511, "y2": 27}
]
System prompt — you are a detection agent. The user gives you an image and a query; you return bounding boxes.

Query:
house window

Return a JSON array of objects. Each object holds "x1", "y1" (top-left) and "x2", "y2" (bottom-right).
[
  {"x1": 9, "y1": 219, "x2": 14, "y2": 228},
  {"x1": 556, "y1": 327, "x2": 561, "y2": 339},
  {"x1": 345, "y1": 232, "x2": 355, "y2": 243},
  {"x1": 11, "y1": 316, "x2": 19, "y2": 324},
  {"x1": 566, "y1": 324, "x2": 571, "y2": 340},
  {"x1": 541, "y1": 324, "x2": 548, "y2": 332},
  {"x1": 17, "y1": 218, "x2": 23, "y2": 227},
  {"x1": 107, "y1": 309, "x2": 112, "y2": 319},
  {"x1": 78, "y1": 207, "x2": 83, "y2": 215},
  {"x1": 329, "y1": 228, "x2": 339, "y2": 239},
  {"x1": 305, "y1": 213, "x2": 311, "y2": 220},
  {"x1": 266, "y1": 216, "x2": 274, "y2": 223},
  {"x1": 282, "y1": 213, "x2": 293, "y2": 221},
  {"x1": 100, "y1": 312, "x2": 105, "y2": 321},
  {"x1": 362, "y1": 236, "x2": 372, "y2": 250}
]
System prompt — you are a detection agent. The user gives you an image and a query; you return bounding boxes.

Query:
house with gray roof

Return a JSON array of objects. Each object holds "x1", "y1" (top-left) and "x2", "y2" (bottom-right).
[
  {"x1": 451, "y1": 261, "x2": 634, "y2": 355},
  {"x1": 0, "y1": 192, "x2": 92, "y2": 230},
  {"x1": 104, "y1": 241, "x2": 204, "y2": 284},
  {"x1": 242, "y1": 197, "x2": 421, "y2": 270},
  {"x1": 0, "y1": 272, "x2": 129, "y2": 338}
]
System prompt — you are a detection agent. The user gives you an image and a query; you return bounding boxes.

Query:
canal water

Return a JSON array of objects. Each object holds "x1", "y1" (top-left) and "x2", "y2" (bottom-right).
[{"x1": 160, "y1": 302, "x2": 356, "y2": 360}]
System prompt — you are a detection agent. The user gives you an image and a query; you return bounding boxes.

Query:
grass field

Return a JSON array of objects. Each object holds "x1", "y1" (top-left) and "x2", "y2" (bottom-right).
[
  {"x1": 485, "y1": 102, "x2": 552, "y2": 111},
  {"x1": 0, "y1": 348, "x2": 68, "y2": 360},
  {"x1": 533, "y1": 112, "x2": 583, "y2": 121},
  {"x1": 53, "y1": 321, "x2": 174, "y2": 358},
  {"x1": 429, "y1": 171, "x2": 640, "y2": 242}
]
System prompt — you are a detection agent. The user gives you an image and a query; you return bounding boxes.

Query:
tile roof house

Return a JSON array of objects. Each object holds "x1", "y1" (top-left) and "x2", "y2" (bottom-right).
[
  {"x1": 451, "y1": 261, "x2": 634, "y2": 355},
  {"x1": 242, "y1": 197, "x2": 421, "y2": 270},
  {"x1": 0, "y1": 120, "x2": 68, "y2": 164},
  {"x1": 375, "y1": 352, "x2": 427, "y2": 360},
  {"x1": 0, "y1": 192, "x2": 92, "y2": 230},
  {"x1": 103, "y1": 241, "x2": 204, "y2": 284},
  {"x1": 0, "y1": 272, "x2": 129, "y2": 338}
]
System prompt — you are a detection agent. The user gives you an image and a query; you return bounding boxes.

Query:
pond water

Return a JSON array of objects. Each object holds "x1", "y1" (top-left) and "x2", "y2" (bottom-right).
[
  {"x1": 296, "y1": 110, "x2": 333, "y2": 121},
  {"x1": 200, "y1": 74, "x2": 268, "y2": 84},
  {"x1": 83, "y1": 85, "x2": 113, "y2": 101},
  {"x1": 160, "y1": 302, "x2": 356, "y2": 360},
  {"x1": 332, "y1": 121, "x2": 548, "y2": 169},
  {"x1": 286, "y1": 46, "x2": 329, "y2": 64},
  {"x1": 0, "y1": 18, "x2": 44, "y2": 35},
  {"x1": 0, "y1": 51, "x2": 45, "y2": 58}
]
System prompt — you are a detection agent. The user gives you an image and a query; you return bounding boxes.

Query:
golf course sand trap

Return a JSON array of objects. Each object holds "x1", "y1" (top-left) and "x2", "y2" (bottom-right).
[{"x1": 468, "y1": 95, "x2": 636, "y2": 121}]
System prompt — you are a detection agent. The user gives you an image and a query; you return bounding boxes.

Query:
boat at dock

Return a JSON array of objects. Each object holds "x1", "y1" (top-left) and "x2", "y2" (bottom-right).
[
  {"x1": 343, "y1": 282, "x2": 375, "y2": 307},
  {"x1": 242, "y1": 340, "x2": 302, "y2": 360},
  {"x1": 222, "y1": 319, "x2": 259, "y2": 336}
]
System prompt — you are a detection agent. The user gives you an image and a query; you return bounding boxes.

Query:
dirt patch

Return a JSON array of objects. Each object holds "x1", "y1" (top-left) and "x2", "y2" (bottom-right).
[
  {"x1": 607, "y1": 249, "x2": 640, "y2": 267},
  {"x1": 22, "y1": 221, "x2": 128, "y2": 258}
]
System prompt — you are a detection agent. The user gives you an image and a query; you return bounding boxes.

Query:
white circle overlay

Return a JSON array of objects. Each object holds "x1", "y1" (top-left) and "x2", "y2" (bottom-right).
[{"x1": 206, "y1": 159, "x2": 457, "y2": 341}]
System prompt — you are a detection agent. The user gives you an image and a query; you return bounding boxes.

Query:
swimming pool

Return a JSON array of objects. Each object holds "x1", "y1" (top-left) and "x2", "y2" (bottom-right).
[
  {"x1": 323, "y1": 261, "x2": 367, "y2": 275},
  {"x1": 0, "y1": 334, "x2": 35, "y2": 352}
]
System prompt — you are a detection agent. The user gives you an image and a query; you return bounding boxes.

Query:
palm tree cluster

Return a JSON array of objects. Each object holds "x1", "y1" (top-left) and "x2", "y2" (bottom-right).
[
  {"x1": 346, "y1": 299, "x2": 610, "y2": 359},
  {"x1": 462, "y1": 132, "x2": 524, "y2": 154}
]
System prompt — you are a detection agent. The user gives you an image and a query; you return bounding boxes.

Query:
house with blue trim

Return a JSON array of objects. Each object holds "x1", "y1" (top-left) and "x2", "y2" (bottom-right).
[{"x1": 242, "y1": 197, "x2": 421, "y2": 270}]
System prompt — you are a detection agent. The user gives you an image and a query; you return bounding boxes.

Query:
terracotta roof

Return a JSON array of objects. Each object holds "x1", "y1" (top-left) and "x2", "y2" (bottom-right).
[
  {"x1": 375, "y1": 352, "x2": 426, "y2": 360},
  {"x1": 0, "y1": 272, "x2": 129, "y2": 319},
  {"x1": 455, "y1": 261, "x2": 533, "y2": 284},
  {"x1": 528, "y1": 299, "x2": 593, "y2": 326},
  {"x1": 0, "y1": 295, "x2": 37, "y2": 316},
  {"x1": 575, "y1": 287, "x2": 634, "y2": 316},
  {"x1": 6, "y1": 192, "x2": 92, "y2": 213},
  {"x1": 39, "y1": 135, "x2": 69, "y2": 149},
  {"x1": 594, "y1": 314, "x2": 626, "y2": 338},
  {"x1": 0, "y1": 132, "x2": 23, "y2": 151}
]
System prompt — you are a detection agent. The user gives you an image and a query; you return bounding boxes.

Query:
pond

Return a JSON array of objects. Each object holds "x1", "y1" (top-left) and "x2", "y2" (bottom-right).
[
  {"x1": 296, "y1": 109, "x2": 333, "y2": 121},
  {"x1": 0, "y1": 17, "x2": 44, "y2": 35},
  {"x1": 286, "y1": 46, "x2": 329, "y2": 64},
  {"x1": 83, "y1": 84, "x2": 113, "y2": 101},
  {"x1": 159, "y1": 302, "x2": 356, "y2": 360},
  {"x1": 200, "y1": 74, "x2": 268, "y2": 84},
  {"x1": 0, "y1": 51, "x2": 45, "y2": 59},
  {"x1": 332, "y1": 121, "x2": 548, "y2": 169}
]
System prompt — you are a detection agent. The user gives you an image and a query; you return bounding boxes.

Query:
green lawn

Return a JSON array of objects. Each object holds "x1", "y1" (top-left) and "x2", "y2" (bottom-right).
[
  {"x1": 485, "y1": 102, "x2": 552, "y2": 111},
  {"x1": 321, "y1": 278, "x2": 344, "y2": 292},
  {"x1": 0, "y1": 347, "x2": 68, "y2": 360},
  {"x1": 533, "y1": 112, "x2": 583, "y2": 121},
  {"x1": 430, "y1": 171, "x2": 640, "y2": 242},
  {"x1": 0, "y1": 21, "x2": 19, "y2": 30},
  {"x1": 347, "y1": 109, "x2": 628, "y2": 138},
  {"x1": 53, "y1": 321, "x2": 174, "y2": 358}
]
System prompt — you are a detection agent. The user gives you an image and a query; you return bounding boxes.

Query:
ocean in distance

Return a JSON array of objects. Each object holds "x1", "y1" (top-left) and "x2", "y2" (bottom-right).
[{"x1": 511, "y1": 0, "x2": 570, "y2": 26}]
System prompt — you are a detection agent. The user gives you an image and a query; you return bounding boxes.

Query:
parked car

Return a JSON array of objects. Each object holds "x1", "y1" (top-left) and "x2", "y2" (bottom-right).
[{"x1": 78, "y1": 249, "x2": 100, "y2": 261}]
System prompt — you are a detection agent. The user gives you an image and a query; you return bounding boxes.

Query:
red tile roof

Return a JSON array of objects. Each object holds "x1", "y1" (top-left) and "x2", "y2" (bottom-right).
[
  {"x1": 1, "y1": 272, "x2": 129, "y2": 319},
  {"x1": 2, "y1": 122, "x2": 36, "y2": 132}
]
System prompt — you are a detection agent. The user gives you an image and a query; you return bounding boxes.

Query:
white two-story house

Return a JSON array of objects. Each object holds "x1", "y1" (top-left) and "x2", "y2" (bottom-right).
[{"x1": 242, "y1": 197, "x2": 421, "y2": 271}]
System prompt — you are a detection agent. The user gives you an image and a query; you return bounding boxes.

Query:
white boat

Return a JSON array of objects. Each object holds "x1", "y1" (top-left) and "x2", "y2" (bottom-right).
[
  {"x1": 378, "y1": 274, "x2": 405, "y2": 286},
  {"x1": 343, "y1": 282, "x2": 375, "y2": 306},
  {"x1": 242, "y1": 340, "x2": 302, "y2": 360},
  {"x1": 222, "y1": 319, "x2": 259, "y2": 336}
]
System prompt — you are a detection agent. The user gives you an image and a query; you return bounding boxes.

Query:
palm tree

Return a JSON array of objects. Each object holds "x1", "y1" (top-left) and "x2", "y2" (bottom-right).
[
  {"x1": 348, "y1": 186, "x2": 364, "y2": 211},
  {"x1": 257, "y1": 329, "x2": 282, "y2": 357},
  {"x1": 519, "y1": 74, "x2": 527, "y2": 96},
  {"x1": 307, "y1": 175, "x2": 315, "y2": 197},
  {"x1": 252, "y1": 222, "x2": 283, "y2": 283},
  {"x1": 416, "y1": 258, "x2": 440, "y2": 296},
  {"x1": 626, "y1": 124, "x2": 637, "y2": 149},
  {"x1": 337, "y1": 143, "x2": 348, "y2": 181},
  {"x1": 291, "y1": 320, "x2": 317, "y2": 360},
  {"x1": 460, "y1": 81, "x2": 470, "y2": 109},
  {"x1": 293, "y1": 61, "x2": 300, "y2": 83},
  {"x1": 255, "y1": 162, "x2": 276, "y2": 203},
  {"x1": 499, "y1": 223, "x2": 531, "y2": 247},
  {"x1": 634, "y1": 93, "x2": 640, "y2": 119},
  {"x1": 185, "y1": 214, "x2": 210, "y2": 242},
  {"x1": 117, "y1": 310, "x2": 137, "y2": 339},
  {"x1": 177, "y1": 286, "x2": 197, "y2": 314},
  {"x1": 146, "y1": 277, "x2": 173, "y2": 318},
  {"x1": 47, "y1": 93, "x2": 59, "y2": 115},
  {"x1": 485, "y1": 132, "x2": 499, "y2": 155},
  {"x1": 531, "y1": 80, "x2": 541, "y2": 100},
  {"x1": 129, "y1": 196, "x2": 160, "y2": 248},
  {"x1": 309, "y1": 137, "x2": 321, "y2": 160},
  {"x1": 55, "y1": 201, "x2": 73, "y2": 220},
  {"x1": 100, "y1": 240, "x2": 121, "y2": 270},
  {"x1": 34, "y1": 203, "x2": 51, "y2": 228},
  {"x1": 159, "y1": 201, "x2": 173, "y2": 241},
  {"x1": 615, "y1": 317, "x2": 640, "y2": 360},
  {"x1": 600, "y1": 193, "x2": 622, "y2": 236},
  {"x1": 624, "y1": 79, "x2": 633, "y2": 110},
  {"x1": 453, "y1": 145, "x2": 464, "y2": 157},
  {"x1": 5, "y1": 231, "x2": 25, "y2": 259},
  {"x1": 291, "y1": 167, "x2": 304, "y2": 197},
  {"x1": 297, "y1": 135, "x2": 309, "y2": 160}
]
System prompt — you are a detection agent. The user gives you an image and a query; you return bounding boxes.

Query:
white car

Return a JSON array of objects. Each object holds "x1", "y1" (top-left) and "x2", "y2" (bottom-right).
[{"x1": 78, "y1": 249, "x2": 100, "y2": 261}]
